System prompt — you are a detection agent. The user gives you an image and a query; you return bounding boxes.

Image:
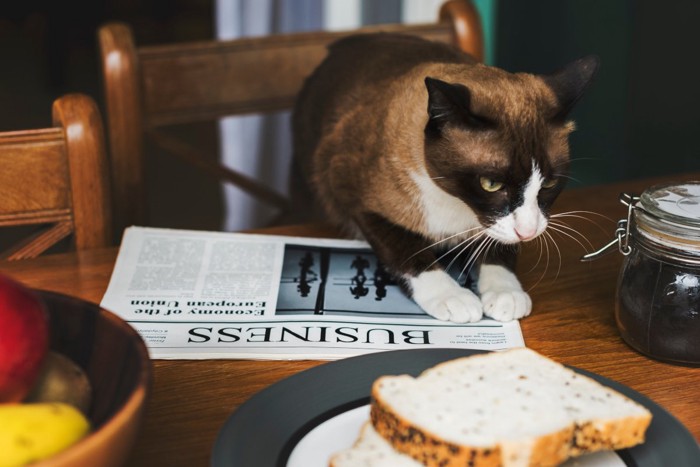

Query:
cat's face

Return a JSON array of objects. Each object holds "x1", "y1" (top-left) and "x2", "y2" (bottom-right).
[
  {"x1": 420, "y1": 57, "x2": 598, "y2": 245},
  {"x1": 423, "y1": 110, "x2": 572, "y2": 244}
]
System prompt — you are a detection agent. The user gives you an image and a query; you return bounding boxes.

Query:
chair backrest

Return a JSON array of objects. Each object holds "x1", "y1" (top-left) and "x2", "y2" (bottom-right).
[
  {"x1": 98, "y1": 0, "x2": 484, "y2": 234},
  {"x1": 0, "y1": 94, "x2": 112, "y2": 260}
]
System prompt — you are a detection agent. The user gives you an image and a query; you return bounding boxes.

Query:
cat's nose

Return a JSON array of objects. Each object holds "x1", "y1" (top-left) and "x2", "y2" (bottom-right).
[{"x1": 515, "y1": 227, "x2": 537, "y2": 241}]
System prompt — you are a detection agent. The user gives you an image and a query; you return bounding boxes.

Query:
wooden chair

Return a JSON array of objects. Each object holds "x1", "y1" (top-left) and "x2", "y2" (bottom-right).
[
  {"x1": 98, "y1": 0, "x2": 484, "y2": 234},
  {"x1": 0, "y1": 94, "x2": 112, "y2": 260}
]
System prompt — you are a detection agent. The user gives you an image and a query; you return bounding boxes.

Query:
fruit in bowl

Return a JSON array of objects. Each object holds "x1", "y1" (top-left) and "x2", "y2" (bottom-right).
[
  {"x1": 0, "y1": 275, "x2": 49, "y2": 403},
  {"x1": 0, "y1": 402, "x2": 91, "y2": 466},
  {"x1": 25, "y1": 351, "x2": 93, "y2": 413},
  {"x1": 0, "y1": 274, "x2": 151, "y2": 466},
  {"x1": 0, "y1": 275, "x2": 95, "y2": 466}
]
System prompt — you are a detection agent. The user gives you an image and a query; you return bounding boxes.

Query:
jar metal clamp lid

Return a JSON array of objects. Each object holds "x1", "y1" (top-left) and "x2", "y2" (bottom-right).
[{"x1": 582, "y1": 181, "x2": 700, "y2": 262}]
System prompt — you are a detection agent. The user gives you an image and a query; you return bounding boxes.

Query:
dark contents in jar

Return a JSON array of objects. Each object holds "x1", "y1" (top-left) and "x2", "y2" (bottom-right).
[{"x1": 616, "y1": 246, "x2": 700, "y2": 366}]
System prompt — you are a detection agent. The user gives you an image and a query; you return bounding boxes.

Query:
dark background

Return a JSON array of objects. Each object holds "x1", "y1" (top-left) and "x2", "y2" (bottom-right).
[
  {"x1": 1, "y1": 0, "x2": 699, "y2": 230},
  {"x1": 497, "y1": 0, "x2": 700, "y2": 187},
  {"x1": 0, "y1": 0, "x2": 213, "y2": 131}
]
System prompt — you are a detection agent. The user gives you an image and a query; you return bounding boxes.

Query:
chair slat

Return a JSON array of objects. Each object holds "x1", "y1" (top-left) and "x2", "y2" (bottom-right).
[
  {"x1": 139, "y1": 23, "x2": 457, "y2": 126},
  {"x1": 0, "y1": 131, "x2": 71, "y2": 215},
  {"x1": 0, "y1": 94, "x2": 113, "y2": 260},
  {"x1": 1, "y1": 222, "x2": 74, "y2": 261}
]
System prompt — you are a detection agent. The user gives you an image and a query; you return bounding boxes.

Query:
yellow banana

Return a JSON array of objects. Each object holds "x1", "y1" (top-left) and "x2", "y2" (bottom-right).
[{"x1": 0, "y1": 402, "x2": 90, "y2": 466}]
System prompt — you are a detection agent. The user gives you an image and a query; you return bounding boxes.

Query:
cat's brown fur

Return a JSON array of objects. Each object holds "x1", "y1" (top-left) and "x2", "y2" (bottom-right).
[{"x1": 292, "y1": 33, "x2": 598, "y2": 322}]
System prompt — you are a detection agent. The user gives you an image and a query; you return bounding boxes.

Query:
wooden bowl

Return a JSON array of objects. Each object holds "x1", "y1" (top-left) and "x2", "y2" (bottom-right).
[{"x1": 35, "y1": 290, "x2": 151, "y2": 467}]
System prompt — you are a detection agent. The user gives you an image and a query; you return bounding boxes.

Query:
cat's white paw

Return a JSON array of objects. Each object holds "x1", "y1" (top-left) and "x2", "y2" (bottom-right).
[
  {"x1": 478, "y1": 264, "x2": 532, "y2": 322},
  {"x1": 409, "y1": 270, "x2": 483, "y2": 323},
  {"x1": 481, "y1": 290, "x2": 532, "y2": 321}
]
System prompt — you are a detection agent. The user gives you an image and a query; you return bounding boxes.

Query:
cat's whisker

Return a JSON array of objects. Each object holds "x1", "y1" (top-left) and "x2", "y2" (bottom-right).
[
  {"x1": 554, "y1": 156, "x2": 602, "y2": 167},
  {"x1": 484, "y1": 239, "x2": 501, "y2": 271},
  {"x1": 549, "y1": 222, "x2": 595, "y2": 252},
  {"x1": 458, "y1": 240, "x2": 484, "y2": 280},
  {"x1": 543, "y1": 230, "x2": 563, "y2": 281},
  {"x1": 400, "y1": 226, "x2": 483, "y2": 267},
  {"x1": 473, "y1": 238, "x2": 497, "y2": 278},
  {"x1": 526, "y1": 235, "x2": 545, "y2": 274},
  {"x1": 551, "y1": 210, "x2": 614, "y2": 223},
  {"x1": 430, "y1": 111, "x2": 452, "y2": 120},
  {"x1": 536, "y1": 236, "x2": 545, "y2": 270},
  {"x1": 424, "y1": 231, "x2": 486, "y2": 273},
  {"x1": 551, "y1": 210, "x2": 614, "y2": 237},
  {"x1": 476, "y1": 239, "x2": 499, "y2": 284},
  {"x1": 549, "y1": 211, "x2": 615, "y2": 230},
  {"x1": 527, "y1": 235, "x2": 550, "y2": 292},
  {"x1": 548, "y1": 221, "x2": 595, "y2": 252},
  {"x1": 527, "y1": 232, "x2": 551, "y2": 292},
  {"x1": 431, "y1": 238, "x2": 471, "y2": 272},
  {"x1": 442, "y1": 232, "x2": 488, "y2": 273},
  {"x1": 557, "y1": 174, "x2": 583, "y2": 185},
  {"x1": 459, "y1": 236, "x2": 494, "y2": 280}
]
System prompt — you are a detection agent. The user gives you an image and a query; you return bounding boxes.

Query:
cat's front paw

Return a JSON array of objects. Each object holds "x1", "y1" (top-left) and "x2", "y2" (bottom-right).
[
  {"x1": 409, "y1": 270, "x2": 483, "y2": 323},
  {"x1": 478, "y1": 264, "x2": 531, "y2": 322},
  {"x1": 481, "y1": 290, "x2": 532, "y2": 321}
]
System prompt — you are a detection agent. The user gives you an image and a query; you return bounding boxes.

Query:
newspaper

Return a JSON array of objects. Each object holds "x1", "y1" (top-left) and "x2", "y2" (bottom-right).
[{"x1": 100, "y1": 226, "x2": 524, "y2": 360}]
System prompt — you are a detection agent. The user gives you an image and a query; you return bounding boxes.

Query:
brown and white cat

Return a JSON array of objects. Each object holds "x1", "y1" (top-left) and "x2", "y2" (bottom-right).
[{"x1": 291, "y1": 33, "x2": 598, "y2": 323}]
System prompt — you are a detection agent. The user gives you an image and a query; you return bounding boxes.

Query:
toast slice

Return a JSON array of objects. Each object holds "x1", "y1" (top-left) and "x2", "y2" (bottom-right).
[
  {"x1": 329, "y1": 422, "x2": 422, "y2": 467},
  {"x1": 370, "y1": 348, "x2": 651, "y2": 467}
]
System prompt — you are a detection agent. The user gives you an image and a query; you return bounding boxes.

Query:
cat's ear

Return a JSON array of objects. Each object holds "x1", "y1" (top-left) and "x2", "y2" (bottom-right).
[
  {"x1": 424, "y1": 77, "x2": 488, "y2": 132},
  {"x1": 542, "y1": 55, "x2": 600, "y2": 121}
]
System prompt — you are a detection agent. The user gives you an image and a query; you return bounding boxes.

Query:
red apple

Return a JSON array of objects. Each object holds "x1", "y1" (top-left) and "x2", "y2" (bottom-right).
[{"x1": 0, "y1": 274, "x2": 49, "y2": 402}]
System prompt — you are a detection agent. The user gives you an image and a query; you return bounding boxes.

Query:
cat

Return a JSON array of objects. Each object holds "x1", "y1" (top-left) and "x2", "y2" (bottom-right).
[{"x1": 291, "y1": 33, "x2": 598, "y2": 323}]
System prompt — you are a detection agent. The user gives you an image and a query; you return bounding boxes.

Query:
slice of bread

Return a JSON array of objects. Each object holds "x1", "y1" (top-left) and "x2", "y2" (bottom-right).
[
  {"x1": 370, "y1": 348, "x2": 652, "y2": 467},
  {"x1": 329, "y1": 422, "x2": 423, "y2": 467}
]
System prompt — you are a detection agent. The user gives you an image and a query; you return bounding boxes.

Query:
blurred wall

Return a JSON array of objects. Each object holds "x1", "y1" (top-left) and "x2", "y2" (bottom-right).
[{"x1": 496, "y1": 0, "x2": 700, "y2": 188}]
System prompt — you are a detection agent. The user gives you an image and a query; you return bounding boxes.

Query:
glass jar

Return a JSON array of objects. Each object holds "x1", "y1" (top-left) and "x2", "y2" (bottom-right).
[{"x1": 587, "y1": 181, "x2": 700, "y2": 366}]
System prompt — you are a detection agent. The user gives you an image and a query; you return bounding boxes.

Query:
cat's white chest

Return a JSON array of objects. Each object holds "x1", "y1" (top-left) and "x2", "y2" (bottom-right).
[{"x1": 411, "y1": 171, "x2": 480, "y2": 239}]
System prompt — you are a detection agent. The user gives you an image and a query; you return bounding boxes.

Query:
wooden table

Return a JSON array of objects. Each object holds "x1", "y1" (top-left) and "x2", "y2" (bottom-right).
[{"x1": 1, "y1": 175, "x2": 699, "y2": 466}]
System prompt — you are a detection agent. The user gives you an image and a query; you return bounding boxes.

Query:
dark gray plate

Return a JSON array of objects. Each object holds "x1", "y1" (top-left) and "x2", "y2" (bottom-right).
[{"x1": 211, "y1": 349, "x2": 700, "y2": 467}]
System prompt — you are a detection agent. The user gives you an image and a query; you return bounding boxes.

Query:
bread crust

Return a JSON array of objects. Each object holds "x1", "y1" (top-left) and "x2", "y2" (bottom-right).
[
  {"x1": 569, "y1": 416, "x2": 651, "y2": 456},
  {"x1": 370, "y1": 375, "x2": 652, "y2": 467},
  {"x1": 371, "y1": 395, "x2": 504, "y2": 467}
]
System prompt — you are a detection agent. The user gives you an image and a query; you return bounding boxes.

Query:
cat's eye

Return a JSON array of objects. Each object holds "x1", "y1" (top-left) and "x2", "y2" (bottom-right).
[
  {"x1": 542, "y1": 178, "x2": 558, "y2": 189},
  {"x1": 479, "y1": 177, "x2": 504, "y2": 192}
]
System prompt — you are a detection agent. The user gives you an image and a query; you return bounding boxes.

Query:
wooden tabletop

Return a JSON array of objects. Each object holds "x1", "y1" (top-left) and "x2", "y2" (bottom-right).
[{"x1": 1, "y1": 175, "x2": 699, "y2": 466}]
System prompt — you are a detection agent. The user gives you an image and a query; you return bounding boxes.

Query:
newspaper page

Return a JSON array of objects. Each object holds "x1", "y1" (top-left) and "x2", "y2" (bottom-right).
[{"x1": 100, "y1": 226, "x2": 524, "y2": 359}]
